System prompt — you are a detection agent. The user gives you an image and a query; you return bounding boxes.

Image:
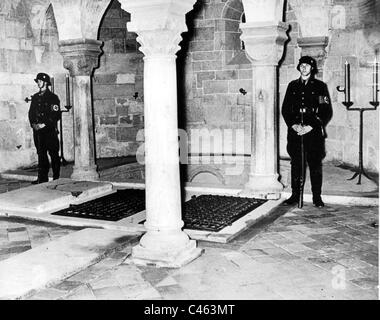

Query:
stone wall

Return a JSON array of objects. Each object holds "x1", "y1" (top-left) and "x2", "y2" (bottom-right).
[
  {"x1": 0, "y1": 2, "x2": 79, "y2": 172},
  {"x1": 0, "y1": 0, "x2": 48, "y2": 172},
  {"x1": 0, "y1": 0, "x2": 144, "y2": 172},
  {"x1": 94, "y1": 0, "x2": 144, "y2": 158},
  {"x1": 179, "y1": 0, "x2": 252, "y2": 156},
  {"x1": 323, "y1": 0, "x2": 379, "y2": 172}
]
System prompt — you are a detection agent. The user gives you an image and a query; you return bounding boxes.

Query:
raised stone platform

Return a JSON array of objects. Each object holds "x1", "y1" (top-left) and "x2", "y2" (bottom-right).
[
  {"x1": 0, "y1": 179, "x2": 146, "y2": 232},
  {"x1": 0, "y1": 178, "x2": 115, "y2": 215}
]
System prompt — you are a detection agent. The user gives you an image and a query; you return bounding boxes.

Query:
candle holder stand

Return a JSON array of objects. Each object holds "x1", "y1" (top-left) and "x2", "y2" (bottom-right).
[
  {"x1": 59, "y1": 104, "x2": 72, "y2": 166},
  {"x1": 59, "y1": 75, "x2": 74, "y2": 166},
  {"x1": 336, "y1": 85, "x2": 378, "y2": 185},
  {"x1": 52, "y1": 77, "x2": 72, "y2": 167}
]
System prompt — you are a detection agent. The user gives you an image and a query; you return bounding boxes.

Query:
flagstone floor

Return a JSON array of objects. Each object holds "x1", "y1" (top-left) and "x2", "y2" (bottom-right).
[
  {"x1": 0, "y1": 177, "x2": 378, "y2": 300},
  {"x1": 23, "y1": 202, "x2": 378, "y2": 300},
  {"x1": 0, "y1": 217, "x2": 83, "y2": 263}
]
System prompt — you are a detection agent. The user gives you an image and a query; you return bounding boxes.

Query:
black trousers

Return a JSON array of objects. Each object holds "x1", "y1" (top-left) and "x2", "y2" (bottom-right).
[
  {"x1": 33, "y1": 129, "x2": 60, "y2": 182},
  {"x1": 287, "y1": 131, "x2": 326, "y2": 198}
]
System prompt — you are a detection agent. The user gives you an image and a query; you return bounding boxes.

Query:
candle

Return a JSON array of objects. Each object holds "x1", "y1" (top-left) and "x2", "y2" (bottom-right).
[
  {"x1": 344, "y1": 61, "x2": 350, "y2": 103},
  {"x1": 373, "y1": 57, "x2": 378, "y2": 103},
  {"x1": 66, "y1": 74, "x2": 70, "y2": 106},
  {"x1": 51, "y1": 76, "x2": 55, "y2": 93}
]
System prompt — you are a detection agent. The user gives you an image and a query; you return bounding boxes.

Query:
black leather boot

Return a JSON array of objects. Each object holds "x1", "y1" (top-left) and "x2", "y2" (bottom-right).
[
  {"x1": 32, "y1": 176, "x2": 48, "y2": 184},
  {"x1": 313, "y1": 196, "x2": 324, "y2": 208}
]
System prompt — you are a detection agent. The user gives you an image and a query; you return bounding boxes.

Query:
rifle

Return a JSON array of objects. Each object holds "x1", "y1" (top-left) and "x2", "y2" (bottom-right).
[{"x1": 298, "y1": 108, "x2": 305, "y2": 208}]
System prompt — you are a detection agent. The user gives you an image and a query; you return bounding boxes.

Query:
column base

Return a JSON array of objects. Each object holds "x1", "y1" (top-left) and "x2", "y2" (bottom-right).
[
  {"x1": 71, "y1": 166, "x2": 99, "y2": 181},
  {"x1": 240, "y1": 174, "x2": 284, "y2": 200},
  {"x1": 128, "y1": 236, "x2": 203, "y2": 268}
]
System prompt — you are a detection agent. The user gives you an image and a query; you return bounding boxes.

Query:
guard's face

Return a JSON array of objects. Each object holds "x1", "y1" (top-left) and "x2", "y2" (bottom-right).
[
  {"x1": 299, "y1": 63, "x2": 312, "y2": 77},
  {"x1": 37, "y1": 79, "x2": 47, "y2": 90}
]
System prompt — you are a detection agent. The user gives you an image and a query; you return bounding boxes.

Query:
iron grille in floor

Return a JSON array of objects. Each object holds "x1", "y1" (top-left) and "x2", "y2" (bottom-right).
[{"x1": 52, "y1": 191, "x2": 267, "y2": 232}]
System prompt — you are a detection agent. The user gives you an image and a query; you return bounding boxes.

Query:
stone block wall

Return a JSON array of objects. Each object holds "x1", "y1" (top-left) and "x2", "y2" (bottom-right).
[
  {"x1": 94, "y1": 0, "x2": 144, "y2": 158},
  {"x1": 0, "y1": 1, "x2": 42, "y2": 172},
  {"x1": 0, "y1": 2, "x2": 76, "y2": 172},
  {"x1": 98, "y1": 0, "x2": 139, "y2": 54},
  {"x1": 180, "y1": 0, "x2": 252, "y2": 158},
  {"x1": 322, "y1": 0, "x2": 379, "y2": 172},
  {"x1": 0, "y1": 0, "x2": 144, "y2": 172}
]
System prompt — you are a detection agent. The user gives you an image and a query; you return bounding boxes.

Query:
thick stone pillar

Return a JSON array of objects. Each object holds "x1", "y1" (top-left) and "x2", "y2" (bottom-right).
[
  {"x1": 59, "y1": 39, "x2": 102, "y2": 181},
  {"x1": 120, "y1": 0, "x2": 202, "y2": 267},
  {"x1": 240, "y1": 22, "x2": 289, "y2": 199},
  {"x1": 297, "y1": 36, "x2": 329, "y2": 76}
]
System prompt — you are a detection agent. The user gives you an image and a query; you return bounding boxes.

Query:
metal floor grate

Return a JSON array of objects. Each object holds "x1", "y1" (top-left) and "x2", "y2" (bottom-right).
[
  {"x1": 52, "y1": 191, "x2": 266, "y2": 231},
  {"x1": 182, "y1": 195, "x2": 267, "y2": 232},
  {"x1": 51, "y1": 189, "x2": 145, "y2": 221}
]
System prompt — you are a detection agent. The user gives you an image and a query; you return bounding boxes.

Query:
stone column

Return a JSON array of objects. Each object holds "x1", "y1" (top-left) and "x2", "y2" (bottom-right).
[
  {"x1": 240, "y1": 22, "x2": 289, "y2": 199},
  {"x1": 59, "y1": 39, "x2": 102, "y2": 181},
  {"x1": 297, "y1": 36, "x2": 329, "y2": 76},
  {"x1": 121, "y1": 0, "x2": 202, "y2": 267}
]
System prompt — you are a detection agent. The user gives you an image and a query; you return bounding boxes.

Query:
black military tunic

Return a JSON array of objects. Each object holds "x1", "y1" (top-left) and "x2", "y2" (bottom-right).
[
  {"x1": 28, "y1": 89, "x2": 61, "y2": 182},
  {"x1": 281, "y1": 77, "x2": 333, "y2": 198}
]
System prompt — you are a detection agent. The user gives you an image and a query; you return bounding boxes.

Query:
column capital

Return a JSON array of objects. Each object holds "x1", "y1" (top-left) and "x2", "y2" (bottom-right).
[
  {"x1": 135, "y1": 30, "x2": 185, "y2": 57},
  {"x1": 58, "y1": 39, "x2": 103, "y2": 76},
  {"x1": 297, "y1": 36, "x2": 329, "y2": 71},
  {"x1": 297, "y1": 36, "x2": 329, "y2": 49},
  {"x1": 120, "y1": 0, "x2": 196, "y2": 57},
  {"x1": 240, "y1": 22, "x2": 289, "y2": 66}
]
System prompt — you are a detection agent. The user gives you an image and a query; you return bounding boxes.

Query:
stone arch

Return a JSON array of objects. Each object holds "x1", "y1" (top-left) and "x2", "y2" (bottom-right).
[
  {"x1": 50, "y1": 0, "x2": 112, "y2": 41},
  {"x1": 98, "y1": 0, "x2": 140, "y2": 54},
  {"x1": 288, "y1": 0, "x2": 331, "y2": 38},
  {"x1": 189, "y1": 166, "x2": 226, "y2": 185},
  {"x1": 221, "y1": 0, "x2": 244, "y2": 21},
  {"x1": 20, "y1": 1, "x2": 57, "y2": 64},
  {"x1": 39, "y1": 4, "x2": 59, "y2": 52},
  {"x1": 241, "y1": 0, "x2": 285, "y2": 24},
  {"x1": 220, "y1": 0, "x2": 251, "y2": 65},
  {"x1": 92, "y1": 0, "x2": 145, "y2": 159},
  {"x1": 221, "y1": 0, "x2": 244, "y2": 49},
  {"x1": 24, "y1": 0, "x2": 52, "y2": 45}
]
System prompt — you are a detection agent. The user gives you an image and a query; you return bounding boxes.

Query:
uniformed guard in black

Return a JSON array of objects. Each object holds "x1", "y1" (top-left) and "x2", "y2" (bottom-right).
[
  {"x1": 28, "y1": 73, "x2": 61, "y2": 184},
  {"x1": 282, "y1": 56, "x2": 333, "y2": 207}
]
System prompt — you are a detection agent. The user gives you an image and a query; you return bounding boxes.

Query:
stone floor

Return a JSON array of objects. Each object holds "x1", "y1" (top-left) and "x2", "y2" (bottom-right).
[
  {"x1": 0, "y1": 176, "x2": 377, "y2": 300},
  {"x1": 0, "y1": 159, "x2": 378, "y2": 300},
  {"x1": 24, "y1": 203, "x2": 376, "y2": 300},
  {"x1": 0, "y1": 216, "x2": 83, "y2": 263},
  {"x1": 0, "y1": 179, "x2": 31, "y2": 194}
]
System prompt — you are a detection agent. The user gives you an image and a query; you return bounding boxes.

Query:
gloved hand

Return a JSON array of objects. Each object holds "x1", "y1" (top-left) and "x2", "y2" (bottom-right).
[
  {"x1": 297, "y1": 125, "x2": 313, "y2": 136},
  {"x1": 32, "y1": 123, "x2": 46, "y2": 131},
  {"x1": 291, "y1": 124, "x2": 302, "y2": 134}
]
